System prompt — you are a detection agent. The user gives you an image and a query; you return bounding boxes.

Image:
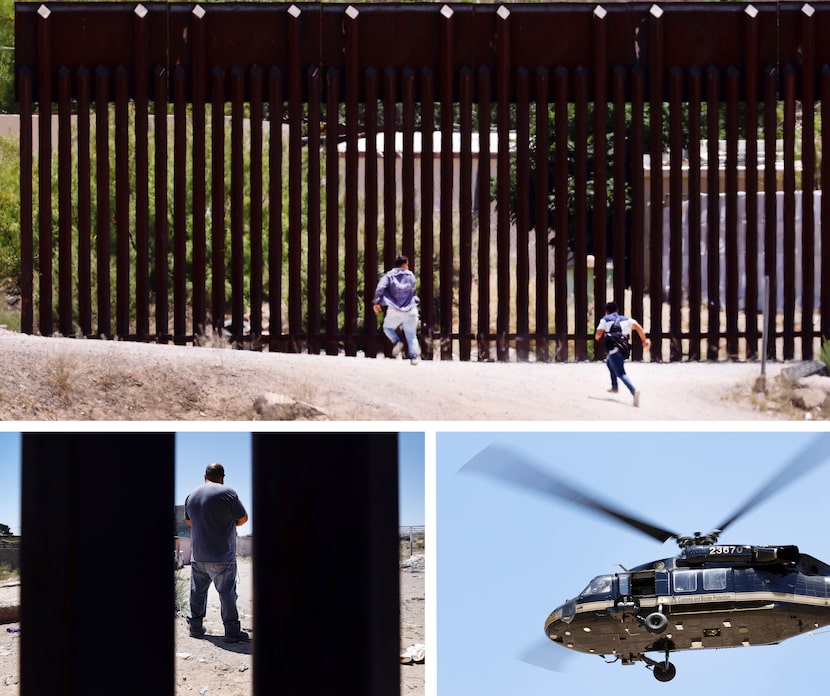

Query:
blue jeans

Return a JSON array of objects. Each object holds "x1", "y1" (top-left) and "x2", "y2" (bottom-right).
[
  {"x1": 382, "y1": 307, "x2": 420, "y2": 358},
  {"x1": 189, "y1": 561, "x2": 239, "y2": 626},
  {"x1": 606, "y1": 351, "x2": 636, "y2": 394}
]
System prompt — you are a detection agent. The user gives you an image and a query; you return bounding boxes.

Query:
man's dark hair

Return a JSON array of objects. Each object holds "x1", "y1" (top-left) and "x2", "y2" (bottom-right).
[
  {"x1": 605, "y1": 301, "x2": 618, "y2": 314},
  {"x1": 205, "y1": 462, "x2": 225, "y2": 482},
  {"x1": 394, "y1": 255, "x2": 409, "y2": 268}
]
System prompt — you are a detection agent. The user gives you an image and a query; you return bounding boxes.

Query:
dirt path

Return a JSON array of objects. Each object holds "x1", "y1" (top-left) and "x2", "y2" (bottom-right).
[
  {"x1": 173, "y1": 559, "x2": 254, "y2": 696},
  {"x1": 0, "y1": 330, "x2": 798, "y2": 420}
]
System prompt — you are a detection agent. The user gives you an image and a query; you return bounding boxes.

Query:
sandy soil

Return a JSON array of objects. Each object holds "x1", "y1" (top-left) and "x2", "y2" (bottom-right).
[
  {"x1": 0, "y1": 580, "x2": 20, "y2": 691},
  {"x1": 0, "y1": 329, "x2": 802, "y2": 421},
  {"x1": 0, "y1": 556, "x2": 425, "y2": 695}
]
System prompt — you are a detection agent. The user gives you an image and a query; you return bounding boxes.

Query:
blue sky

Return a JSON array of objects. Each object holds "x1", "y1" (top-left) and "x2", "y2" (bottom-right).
[
  {"x1": 437, "y1": 431, "x2": 830, "y2": 696},
  {"x1": 176, "y1": 432, "x2": 425, "y2": 533},
  {"x1": 0, "y1": 433, "x2": 21, "y2": 535},
  {"x1": 0, "y1": 431, "x2": 424, "y2": 538}
]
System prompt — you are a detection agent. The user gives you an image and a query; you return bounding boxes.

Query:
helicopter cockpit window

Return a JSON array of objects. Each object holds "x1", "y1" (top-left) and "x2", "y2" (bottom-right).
[
  {"x1": 582, "y1": 575, "x2": 613, "y2": 596},
  {"x1": 673, "y1": 570, "x2": 697, "y2": 593},
  {"x1": 703, "y1": 568, "x2": 728, "y2": 591}
]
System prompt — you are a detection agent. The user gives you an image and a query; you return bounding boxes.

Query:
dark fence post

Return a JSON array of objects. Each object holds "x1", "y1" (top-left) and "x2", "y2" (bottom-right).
[
  {"x1": 21, "y1": 433, "x2": 175, "y2": 696},
  {"x1": 252, "y1": 433, "x2": 400, "y2": 695}
]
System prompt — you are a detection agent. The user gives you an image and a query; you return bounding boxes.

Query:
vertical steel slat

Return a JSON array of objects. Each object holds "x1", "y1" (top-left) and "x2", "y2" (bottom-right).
[
  {"x1": 496, "y1": 7, "x2": 511, "y2": 361},
  {"x1": 76, "y1": 68, "x2": 92, "y2": 337},
  {"x1": 363, "y1": 69, "x2": 381, "y2": 357},
  {"x1": 553, "y1": 66, "x2": 569, "y2": 361},
  {"x1": 629, "y1": 66, "x2": 646, "y2": 353},
  {"x1": 19, "y1": 67, "x2": 34, "y2": 335},
  {"x1": 687, "y1": 67, "x2": 703, "y2": 361},
  {"x1": 383, "y1": 67, "x2": 397, "y2": 270},
  {"x1": 743, "y1": 5, "x2": 760, "y2": 359},
  {"x1": 763, "y1": 67, "x2": 779, "y2": 360},
  {"x1": 134, "y1": 6, "x2": 150, "y2": 339},
  {"x1": 458, "y1": 66, "x2": 473, "y2": 362},
  {"x1": 230, "y1": 66, "x2": 246, "y2": 339},
  {"x1": 401, "y1": 68, "x2": 416, "y2": 263},
  {"x1": 249, "y1": 66, "x2": 264, "y2": 345},
  {"x1": 420, "y1": 69, "x2": 436, "y2": 360},
  {"x1": 572, "y1": 67, "x2": 588, "y2": 361},
  {"x1": 611, "y1": 67, "x2": 627, "y2": 310},
  {"x1": 799, "y1": 5, "x2": 816, "y2": 360},
  {"x1": 174, "y1": 67, "x2": 189, "y2": 344},
  {"x1": 514, "y1": 67, "x2": 530, "y2": 362},
  {"x1": 267, "y1": 67, "x2": 284, "y2": 348},
  {"x1": 252, "y1": 433, "x2": 399, "y2": 695},
  {"x1": 57, "y1": 67, "x2": 73, "y2": 337},
  {"x1": 706, "y1": 66, "x2": 721, "y2": 360},
  {"x1": 37, "y1": 6, "x2": 53, "y2": 337},
  {"x1": 95, "y1": 67, "x2": 112, "y2": 337},
  {"x1": 114, "y1": 66, "x2": 131, "y2": 337},
  {"x1": 153, "y1": 67, "x2": 170, "y2": 341},
  {"x1": 305, "y1": 67, "x2": 321, "y2": 353},
  {"x1": 782, "y1": 65, "x2": 797, "y2": 360},
  {"x1": 21, "y1": 434, "x2": 175, "y2": 696},
  {"x1": 344, "y1": 7, "x2": 360, "y2": 357},
  {"x1": 476, "y1": 67, "x2": 491, "y2": 361},
  {"x1": 287, "y1": 6, "x2": 303, "y2": 345},
  {"x1": 822, "y1": 68, "x2": 830, "y2": 341},
  {"x1": 534, "y1": 67, "x2": 550, "y2": 362},
  {"x1": 648, "y1": 5, "x2": 665, "y2": 360},
  {"x1": 191, "y1": 6, "x2": 208, "y2": 335},
  {"x1": 725, "y1": 67, "x2": 740, "y2": 359},
  {"x1": 440, "y1": 6, "x2": 455, "y2": 361},
  {"x1": 668, "y1": 66, "x2": 684, "y2": 362},
  {"x1": 211, "y1": 67, "x2": 227, "y2": 335},
  {"x1": 325, "y1": 68, "x2": 340, "y2": 356}
]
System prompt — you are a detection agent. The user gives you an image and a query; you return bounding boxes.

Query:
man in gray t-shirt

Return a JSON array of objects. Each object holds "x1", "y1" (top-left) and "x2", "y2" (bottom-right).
[{"x1": 185, "y1": 462, "x2": 249, "y2": 642}]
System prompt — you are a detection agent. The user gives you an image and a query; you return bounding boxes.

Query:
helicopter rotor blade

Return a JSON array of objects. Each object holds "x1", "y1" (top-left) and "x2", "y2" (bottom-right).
[
  {"x1": 519, "y1": 638, "x2": 572, "y2": 673},
  {"x1": 713, "y1": 433, "x2": 830, "y2": 537},
  {"x1": 461, "y1": 444, "x2": 679, "y2": 544}
]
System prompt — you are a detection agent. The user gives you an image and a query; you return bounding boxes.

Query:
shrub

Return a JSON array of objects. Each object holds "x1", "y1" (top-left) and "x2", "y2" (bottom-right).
[
  {"x1": 0, "y1": 135, "x2": 20, "y2": 286},
  {"x1": 820, "y1": 337, "x2": 830, "y2": 373}
]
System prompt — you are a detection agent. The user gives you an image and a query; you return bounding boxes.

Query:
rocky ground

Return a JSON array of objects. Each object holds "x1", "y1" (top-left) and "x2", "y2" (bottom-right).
[
  {"x1": 1, "y1": 328, "x2": 827, "y2": 420},
  {"x1": 0, "y1": 555, "x2": 425, "y2": 695}
]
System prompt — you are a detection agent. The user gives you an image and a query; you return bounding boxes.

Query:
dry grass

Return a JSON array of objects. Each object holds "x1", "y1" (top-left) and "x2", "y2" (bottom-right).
[
  {"x1": 0, "y1": 340, "x2": 257, "y2": 420},
  {"x1": 0, "y1": 564, "x2": 17, "y2": 583},
  {"x1": 173, "y1": 570, "x2": 189, "y2": 617},
  {"x1": 725, "y1": 369, "x2": 830, "y2": 420}
]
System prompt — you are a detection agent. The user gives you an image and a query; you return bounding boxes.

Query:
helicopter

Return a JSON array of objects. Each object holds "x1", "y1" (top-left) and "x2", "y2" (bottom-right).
[{"x1": 462, "y1": 436, "x2": 830, "y2": 683}]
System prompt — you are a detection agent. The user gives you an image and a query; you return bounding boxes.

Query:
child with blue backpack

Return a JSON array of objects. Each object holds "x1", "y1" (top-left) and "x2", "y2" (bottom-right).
[{"x1": 594, "y1": 301, "x2": 651, "y2": 407}]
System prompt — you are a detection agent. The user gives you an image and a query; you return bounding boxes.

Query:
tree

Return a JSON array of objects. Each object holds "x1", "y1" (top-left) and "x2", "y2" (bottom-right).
[{"x1": 0, "y1": 0, "x2": 14, "y2": 113}]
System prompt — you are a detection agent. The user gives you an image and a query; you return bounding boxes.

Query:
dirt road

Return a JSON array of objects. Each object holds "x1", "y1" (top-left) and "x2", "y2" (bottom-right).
[{"x1": 0, "y1": 330, "x2": 801, "y2": 420}]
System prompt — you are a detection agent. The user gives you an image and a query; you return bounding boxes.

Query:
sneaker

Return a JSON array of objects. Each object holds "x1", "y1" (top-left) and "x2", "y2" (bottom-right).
[
  {"x1": 391, "y1": 342, "x2": 404, "y2": 358},
  {"x1": 410, "y1": 356, "x2": 420, "y2": 365},
  {"x1": 633, "y1": 390, "x2": 641, "y2": 407}
]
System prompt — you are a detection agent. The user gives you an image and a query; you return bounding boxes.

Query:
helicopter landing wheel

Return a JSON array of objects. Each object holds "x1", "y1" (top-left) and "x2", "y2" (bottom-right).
[
  {"x1": 653, "y1": 661, "x2": 676, "y2": 682},
  {"x1": 644, "y1": 611, "x2": 668, "y2": 634}
]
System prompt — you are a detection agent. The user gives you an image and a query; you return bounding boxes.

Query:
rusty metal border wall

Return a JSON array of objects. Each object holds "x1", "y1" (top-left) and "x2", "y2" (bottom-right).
[{"x1": 14, "y1": 2, "x2": 830, "y2": 361}]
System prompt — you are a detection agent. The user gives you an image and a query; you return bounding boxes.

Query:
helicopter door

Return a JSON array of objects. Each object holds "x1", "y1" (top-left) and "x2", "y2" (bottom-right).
[
  {"x1": 625, "y1": 570, "x2": 669, "y2": 597},
  {"x1": 630, "y1": 571, "x2": 656, "y2": 597}
]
